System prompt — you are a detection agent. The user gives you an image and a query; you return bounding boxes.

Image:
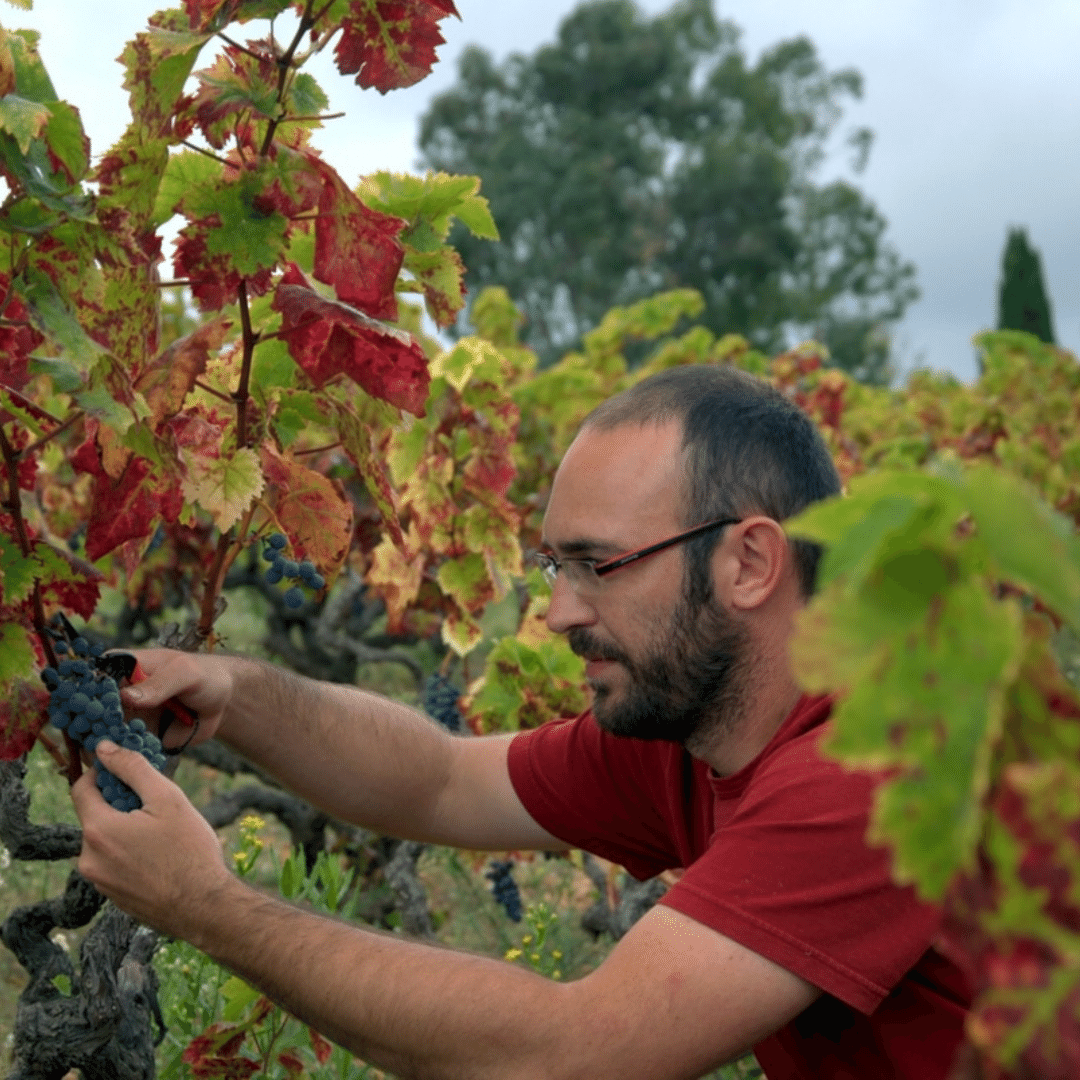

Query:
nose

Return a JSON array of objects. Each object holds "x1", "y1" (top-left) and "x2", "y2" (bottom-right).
[{"x1": 544, "y1": 574, "x2": 599, "y2": 635}]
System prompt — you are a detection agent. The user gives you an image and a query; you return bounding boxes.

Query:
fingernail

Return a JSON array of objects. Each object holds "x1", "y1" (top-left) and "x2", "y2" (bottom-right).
[
  {"x1": 124, "y1": 686, "x2": 144, "y2": 702},
  {"x1": 97, "y1": 739, "x2": 118, "y2": 755}
]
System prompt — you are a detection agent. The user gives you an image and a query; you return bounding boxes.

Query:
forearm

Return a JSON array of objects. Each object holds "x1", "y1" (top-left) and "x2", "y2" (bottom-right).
[
  {"x1": 193, "y1": 874, "x2": 568, "y2": 1080},
  {"x1": 217, "y1": 655, "x2": 455, "y2": 839}
]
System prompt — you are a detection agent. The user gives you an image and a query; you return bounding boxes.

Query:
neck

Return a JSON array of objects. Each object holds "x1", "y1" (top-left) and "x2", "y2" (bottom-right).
[
  {"x1": 686, "y1": 607, "x2": 803, "y2": 776},
  {"x1": 690, "y1": 674, "x2": 802, "y2": 777}
]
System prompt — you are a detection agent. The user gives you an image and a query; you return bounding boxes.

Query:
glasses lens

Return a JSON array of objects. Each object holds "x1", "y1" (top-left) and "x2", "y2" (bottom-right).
[{"x1": 562, "y1": 559, "x2": 600, "y2": 593}]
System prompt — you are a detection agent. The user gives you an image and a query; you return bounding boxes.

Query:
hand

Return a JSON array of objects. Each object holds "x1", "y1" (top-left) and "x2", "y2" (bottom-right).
[
  {"x1": 71, "y1": 740, "x2": 232, "y2": 938},
  {"x1": 118, "y1": 648, "x2": 234, "y2": 751}
]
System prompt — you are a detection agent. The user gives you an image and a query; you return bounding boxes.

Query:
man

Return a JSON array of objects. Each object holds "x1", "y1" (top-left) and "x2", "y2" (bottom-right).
[{"x1": 73, "y1": 365, "x2": 970, "y2": 1079}]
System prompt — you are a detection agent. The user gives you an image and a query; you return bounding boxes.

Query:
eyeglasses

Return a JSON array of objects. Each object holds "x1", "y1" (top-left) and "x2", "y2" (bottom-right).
[{"x1": 530, "y1": 517, "x2": 741, "y2": 594}]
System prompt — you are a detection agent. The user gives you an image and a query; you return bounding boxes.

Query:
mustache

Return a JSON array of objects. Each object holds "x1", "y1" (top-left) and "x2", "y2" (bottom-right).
[{"x1": 568, "y1": 628, "x2": 629, "y2": 666}]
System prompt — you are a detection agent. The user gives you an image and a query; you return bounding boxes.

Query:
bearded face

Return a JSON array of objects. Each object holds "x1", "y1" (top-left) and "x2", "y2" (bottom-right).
[{"x1": 568, "y1": 582, "x2": 750, "y2": 749}]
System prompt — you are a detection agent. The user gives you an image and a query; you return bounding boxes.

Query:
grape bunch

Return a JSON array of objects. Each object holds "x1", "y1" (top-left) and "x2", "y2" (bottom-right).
[
  {"x1": 485, "y1": 859, "x2": 523, "y2": 922},
  {"x1": 40, "y1": 637, "x2": 167, "y2": 812},
  {"x1": 261, "y1": 532, "x2": 325, "y2": 609},
  {"x1": 423, "y1": 673, "x2": 462, "y2": 732}
]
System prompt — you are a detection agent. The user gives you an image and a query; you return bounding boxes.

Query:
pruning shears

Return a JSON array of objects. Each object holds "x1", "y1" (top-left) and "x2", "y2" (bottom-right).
[{"x1": 46, "y1": 612, "x2": 199, "y2": 750}]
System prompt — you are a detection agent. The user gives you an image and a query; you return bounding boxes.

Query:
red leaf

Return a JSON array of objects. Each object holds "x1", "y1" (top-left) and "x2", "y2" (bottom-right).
[
  {"x1": 0, "y1": 677, "x2": 49, "y2": 761},
  {"x1": 273, "y1": 265, "x2": 429, "y2": 416},
  {"x1": 36, "y1": 542, "x2": 103, "y2": 621},
  {"x1": 334, "y1": 0, "x2": 459, "y2": 94},
  {"x1": 0, "y1": 274, "x2": 44, "y2": 387},
  {"x1": 174, "y1": 223, "x2": 275, "y2": 313},
  {"x1": 302, "y1": 151, "x2": 406, "y2": 319},
  {"x1": 183, "y1": 1024, "x2": 261, "y2": 1078},
  {"x1": 276, "y1": 1049, "x2": 305, "y2": 1076},
  {"x1": 309, "y1": 1027, "x2": 333, "y2": 1064},
  {"x1": 259, "y1": 442, "x2": 354, "y2": 573},
  {"x1": 72, "y1": 442, "x2": 183, "y2": 563}
]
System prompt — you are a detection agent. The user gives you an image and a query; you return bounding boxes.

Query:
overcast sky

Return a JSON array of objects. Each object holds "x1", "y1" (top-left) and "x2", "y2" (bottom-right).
[{"x1": 9, "y1": 0, "x2": 1080, "y2": 381}]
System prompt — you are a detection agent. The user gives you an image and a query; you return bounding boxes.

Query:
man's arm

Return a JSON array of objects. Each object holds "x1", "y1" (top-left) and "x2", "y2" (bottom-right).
[
  {"x1": 124, "y1": 649, "x2": 566, "y2": 851},
  {"x1": 73, "y1": 744, "x2": 821, "y2": 1080}
]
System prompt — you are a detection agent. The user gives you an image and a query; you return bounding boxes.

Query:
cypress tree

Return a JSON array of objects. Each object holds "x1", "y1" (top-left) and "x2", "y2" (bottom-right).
[{"x1": 997, "y1": 227, "x2": 1055, "y2": 343}]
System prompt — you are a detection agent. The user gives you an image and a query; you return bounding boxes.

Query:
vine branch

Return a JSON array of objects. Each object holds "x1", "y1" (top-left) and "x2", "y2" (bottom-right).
[
  {"x1": 233, "y1": 279, "x2": 259, "y2": 449},
  {"x1": 18, "y1": 409, "x2": 84, "y2": 458},
  {"x1": 259, "y1": 0, "x2": 320, "y2": 157}
]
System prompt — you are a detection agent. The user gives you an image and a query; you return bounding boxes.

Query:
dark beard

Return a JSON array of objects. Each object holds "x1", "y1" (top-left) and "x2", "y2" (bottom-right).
[{"x1": 568, "y1": 592, "x2": 749, "y2": 748}]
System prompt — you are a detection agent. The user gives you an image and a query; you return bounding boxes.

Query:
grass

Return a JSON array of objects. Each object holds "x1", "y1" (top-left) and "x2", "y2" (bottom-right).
[{"x1": 1, "y1": 743, "x2": 762, "y2": 1080}]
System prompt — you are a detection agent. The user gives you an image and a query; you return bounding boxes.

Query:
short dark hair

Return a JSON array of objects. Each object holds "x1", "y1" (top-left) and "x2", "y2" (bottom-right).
[{"x1": 583, "y1": 364, "x2": 841, "y2": 601}]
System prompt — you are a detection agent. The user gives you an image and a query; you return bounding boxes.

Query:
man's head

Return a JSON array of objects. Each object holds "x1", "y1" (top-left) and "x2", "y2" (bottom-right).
[
  {"x1": 582, "y1": 364, "x2": 842, "y2": 605},
  {"x1": 541, "y1": 364, "x2": 841, "y2": 755}
]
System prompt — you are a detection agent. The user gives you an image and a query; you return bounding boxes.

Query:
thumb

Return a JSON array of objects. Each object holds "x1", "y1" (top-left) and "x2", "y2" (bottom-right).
[{"x1": 95, "y1": 740, "x2": 163, "y2": 802}]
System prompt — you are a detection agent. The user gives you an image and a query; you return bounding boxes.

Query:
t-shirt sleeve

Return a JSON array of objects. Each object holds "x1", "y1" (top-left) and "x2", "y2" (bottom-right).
[
  {"x1": 660, "y1": 733, "x2": 943, "y2": 1015},
  {"x1": 507, "y1": 714, "x2": 688, "y2": 881}
]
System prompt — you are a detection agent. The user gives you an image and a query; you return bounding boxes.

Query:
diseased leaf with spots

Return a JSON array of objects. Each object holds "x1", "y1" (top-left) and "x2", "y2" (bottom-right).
[
  {"x1": 273, "y1": 264, "x2": 429, "y2": 415},
  {"x1": 334, "y1": 0, "x2": 459, "y2": 94},
  {"x1": 0, "y1": 534, "x2": 39, "y2": 608},
  {"x1": 303, "y1": 152, "x2": 406, "y2": 320},
  {"x1": 181, "y1": 446, "x2": 263, "y2": 532},
  {"x1": 0, "y1": 664, "x2": 49, "y2": 761},
  {"x1": 366, "y1": 529, "x2": 425, "y2": 633},
  {"x1": 72, "y1": 439, "x2": 183, "y2": 562},
  {"x1": 33, "y1": 541, "x2": 103, "y2": 621},
  {"x1": 259, "y1": 443, "x2": 353, "y2": 573}
]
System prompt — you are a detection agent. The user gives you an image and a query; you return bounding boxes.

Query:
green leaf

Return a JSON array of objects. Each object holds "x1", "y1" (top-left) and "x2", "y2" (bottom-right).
[
  {"x1": 436, "y1": 552, "x2": 491, "y2": 614},
  {"x1": 807, "y1": 577, "x2": 1025, "y2": 900},
  {"x1": 387, "y1": 415, "x2": 431, "y2": 487},
  {"x1": 220, "y1": 976, "x2": 261, "y2": 1022},
  {"x1": 20, "y1": 269, "x2": 104, "y2": 372},
  {"x1": 181, "y1": 446, "x2": 264, "y2": 532},
  {"x1": 28, "y1": 355, "x2": 81, "y2": 393},
  {"x1": 152, "y1": 148, "x2": 221, "y2": 228},
  {"x1": 195, "y1": 174, "x2": 289, "y2": 276},
  {"x1": 0, "y1": 93, "x2": 50, "y2": 152},
  {"x1": 251, "y1": 337, "x2": 298, "y2": 395},
  {"x1": 960, "y1": 464, "x2": 1080, "y2": 636},
  {"x1": 279, "y1": 852, "x2": 304, "y2": 899},
  {"x1": 44, "y1": 100, "x2": 89, "y2": 183},
  {"x1": 0, "y1": 622, "x2": 35, "y2": 684},
  {"x1": 787, "y1": 471, "x2": 964, "y2": 592},
  {"x1": 430, "y1": 339, "x2": 504, "y2": 394},
  {"x1": 50, "y1": 974, "x2": 72, "y2": 997},
  {"x1": 7, "y1": 28, "x2": 56, "y2": 102},
  {"x1": 272, "y1": 390, "x2": 327, "y2": 449},
  {"x1": 454, "y1": 193, "x2": 499, "y2": 239},
  {"x1": 0, "y1": 534, "x2": 40, "y2": 607}
]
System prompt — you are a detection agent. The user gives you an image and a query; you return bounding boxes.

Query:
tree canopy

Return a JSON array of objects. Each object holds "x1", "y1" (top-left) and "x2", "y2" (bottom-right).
[
  {"x1": 418, "y1": 0, "x2": 918, "y2": 383},
  {"x1": 997, "y1": 227, "x2": 1055, "y2": 344}
]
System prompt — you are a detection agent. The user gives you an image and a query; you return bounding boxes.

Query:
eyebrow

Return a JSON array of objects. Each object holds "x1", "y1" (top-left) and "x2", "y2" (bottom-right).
[{"x1": 540, "y1": 536, "x2": 624, "y2": 559}]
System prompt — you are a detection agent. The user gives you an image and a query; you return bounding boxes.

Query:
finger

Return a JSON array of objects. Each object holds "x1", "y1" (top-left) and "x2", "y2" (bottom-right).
[
  {"x1": 90, "y1": 740, "x2": 169, "y2": 804},
  {"x1": 118, "y1": 650, "x2": 192, "y2": 710},
  {"x1": 70, "y1": 759, "x2": 107, "y2": 819}
]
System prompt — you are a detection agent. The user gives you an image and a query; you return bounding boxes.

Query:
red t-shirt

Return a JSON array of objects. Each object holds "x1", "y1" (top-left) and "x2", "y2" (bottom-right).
[{"x1": 507, "y1": 694, "x2": 971, "y2": 1080}]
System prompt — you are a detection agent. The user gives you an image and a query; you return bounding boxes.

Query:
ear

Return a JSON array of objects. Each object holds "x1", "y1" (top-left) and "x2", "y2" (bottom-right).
[{"x1": 712, "y1": 516, "x2": 791, "y2": 612}]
